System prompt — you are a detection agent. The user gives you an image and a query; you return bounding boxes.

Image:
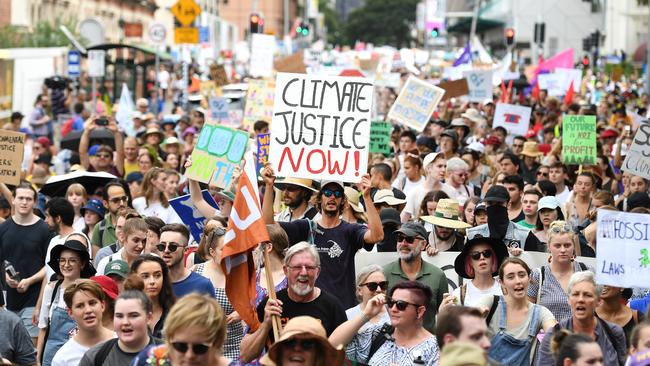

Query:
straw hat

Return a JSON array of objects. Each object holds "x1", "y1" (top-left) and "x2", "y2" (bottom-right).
[
  {"x1": 460, "y1": 108, "x2": 486, "y2": 124},
  {"x1": 344, "y1": 186, "x2": 364, "y2": 213},
  {"x1": 143, "y1": 128, "x2": 164, "y2": 139},
  {"x1": 520, "y1": 141, "x2": 543, "y2": 157},
  {"x1": 274, "y1": 177, "x2": 318, "y2": 192},
  {"x1": 373, "y1": 189, "x2": 406, "y2": 206},
  {"x1": 260, "y1": 316, "x2": 345, "y2": 366},
  {"x1": 420, "y1": 199, "x2": 471, "y2": 229}
]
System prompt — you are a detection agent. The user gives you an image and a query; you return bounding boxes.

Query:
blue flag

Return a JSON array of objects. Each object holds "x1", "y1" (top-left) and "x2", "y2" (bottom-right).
[{"x1": 453, "y1": 43, "x2": 472, "y2": 67}]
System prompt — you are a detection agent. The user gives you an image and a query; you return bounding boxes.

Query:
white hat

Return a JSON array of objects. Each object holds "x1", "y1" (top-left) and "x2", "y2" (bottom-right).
[
  {"x1": 467, "y1": 142, "x2": 485, "y2": 154},
  {"x1": 373, "y1": 189, "x2": 406, "y2": 206},
  {"x1": 423, "y1": 152, "x2": 442, "y2": 168},
  {"x1": 538, "y1": 196, "x2": 561, "y2": 211}
]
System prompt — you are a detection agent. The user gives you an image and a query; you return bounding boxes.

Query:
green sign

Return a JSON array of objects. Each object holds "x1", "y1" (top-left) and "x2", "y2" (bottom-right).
[
  {"x1": 562, "y1": 115, "x2": 597, "y2": 165},
  {"x1": 369, "y1": 121, "x2": 392, "y2": 155}
]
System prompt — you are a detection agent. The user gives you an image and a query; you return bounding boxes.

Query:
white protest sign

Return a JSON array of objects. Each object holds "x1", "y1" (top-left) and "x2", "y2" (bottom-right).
[
  {"x1": 493, "y1": 103, "x2": 531, "y2": 137},
  {"x1": 555, "y1": 68, "x2": 582, "y2": 92},
  {"x1": 387, "y1": 76, "x2": 445, "y2": 131},
  {"x1": 597, "y1": 209, "x2": 650, "y2": 288},
  {"x1": 622, "y1": 124, "x2": 650, "y2": 180},
  {"x1": 88, "y1": 50, "x2": 105, "y2": 77},
  {"x1": 538, "y1": 73, "x2": 565, "y2": 96},
  {"x1": 463, "y1": 70, "x2": 493, "y2": 102},
  {"x1": 249, "y1": 34, "x2": 276, "y2": 78},
  {"x1": 269, "y1": 73, "x2": 374, "y2": 182},
  {"x1": 374, "y1": 73, "x2": 401, "y2": 88}
]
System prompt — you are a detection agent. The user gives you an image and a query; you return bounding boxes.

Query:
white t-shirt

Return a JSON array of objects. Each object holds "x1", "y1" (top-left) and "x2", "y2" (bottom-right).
[
  {"x1": 38, "y1": 282, "x2": 66, "y2": 328},
  {"x1": 132, "y1": 197, "x2": 182, "y2": 224},
  {"x1": 555, "y1": 186, "x2": 571, "y2": 205},
  {"x1": 403, "y1": 185, "x2": 432, "y2": 219},
  {"x1": 96, "y1": 248, "x2": 124, "y2": 275},
  {"x1": 73, "y1": 216, "x2": 85, "y2": 232},
  {"x1": 441, "y1": 182, "x2": 474, "y2": 207},
  {"x1": 393, "y1": 175, "x2": 425, "y2": 196},
  {"x1": 51, "y1": 338, "x2": 89, "y2": 366},
  {"x1": 451, "y1": 280, "x2": 503, "y2": 307},
  {"x1": 157, "y1": 70, "x2": 170, "y2": 89}
]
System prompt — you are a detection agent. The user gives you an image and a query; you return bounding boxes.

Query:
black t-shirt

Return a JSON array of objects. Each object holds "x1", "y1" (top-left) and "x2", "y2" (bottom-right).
[
  {"x1": 511, "y1": 209, "x2": 525, "y2": 223},
  {"x1": 279, "y1": 220, "x2": 367, "y2": 309},
  {"x1": 256, "y1": 288, "x2": 347, "y2": 341},
  {"x1": 0, "y1": 218, "x2": 52, "y2": 311}
]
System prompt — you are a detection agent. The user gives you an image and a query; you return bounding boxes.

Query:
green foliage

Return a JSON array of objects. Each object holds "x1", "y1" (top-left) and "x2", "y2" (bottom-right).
[
  {"x1": 343, "y1": 0, "x2": 419, "y2": 48},
  {"x1": 319, "y1": 1, "x2": 343, "y2": 45},
  {"x1": 0, "y1": 19, "x2": 82, "y2": 49}
]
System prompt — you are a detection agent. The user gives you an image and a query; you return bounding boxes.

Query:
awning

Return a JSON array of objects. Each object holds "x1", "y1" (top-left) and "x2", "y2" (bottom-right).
[
  {"x1": 446, "y1": 18, "x2": 504, "y2": 34},
  {"x1": 86, "y1": 43, "x2": 172, "y2": 60}
]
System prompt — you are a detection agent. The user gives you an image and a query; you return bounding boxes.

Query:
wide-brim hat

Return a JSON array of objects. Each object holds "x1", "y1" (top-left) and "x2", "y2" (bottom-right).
[
  {"x1": 261, "y1": 316, "x2": 345, "y2": 365},
  {"x1": 450, "y1": 118, "x2": 471, "y2": 136},
  {"x1": 420, "y1": 199, "x2": 471, "y2": 229},
  {"x1": 520, "y1": 141, "x2": 543, "y2": 157},
  {"x1": 81, "y1": 199, "x2": 105, "y2": 219},
  {"x1": 461, "y1": 108, "x2": 486, "y2": 123},
  {"x1": 48, "y1": 239, "x2": 96, "y2": 278},
  {"x1": 344, "y1": 187, "x2": 364, "y2": 213},
  {"x1": 143, "y1": 128, "x2": 164, "y2": 139},
  {"x1": 454, "y1": 236, "x2": 509, "y2": 279},
  {"x1": 274, "y1": 177, "x2": 318, "y2": 192},
  {"x1": 215, "y1": 190, "x2": 235, "y2": 202},
  {"x1": 373, "y1": 189, "x2": 406, "y2": 206}
]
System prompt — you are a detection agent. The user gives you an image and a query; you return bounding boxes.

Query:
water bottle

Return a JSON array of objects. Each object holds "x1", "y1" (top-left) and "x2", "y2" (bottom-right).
[{"x1": 4, "y1": 260, "x2": 20, "y2": 281}]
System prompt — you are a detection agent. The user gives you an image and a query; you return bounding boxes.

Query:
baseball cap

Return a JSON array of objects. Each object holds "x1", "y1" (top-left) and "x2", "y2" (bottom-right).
[
  {"x1": 90, "y1": 275, "x2": 119, "y2": 300},
  {"x1": 395, "y1": 222, "x2": 428, "y2": 240},
  {"x1": 105, "y1": 260, "x2": 129, "y2": 280},
  {"x1": 125, "y1": 172, "x2": 144, "y2": 184},
  {"x1": 88, "y1": 145, "x2": 100, "y2": 157},
  {"x1": 484, "y1": 185, "x2": 509, "y2": 203},
  {"x1": 36, "y1": 136, "x2": 51, "y2": 149},
  {"x1": 321, "y1": 180, "x2": 344, "y2": 192},
  {"x1": 380, "y1": 208, "x2": 401, "y2": 225},
  {"x1": 538, "y1": 196, "x2": 561, "y2": 211},
  {"x1": 422, "y1": 152, "x2": 442, "y2": 168}
]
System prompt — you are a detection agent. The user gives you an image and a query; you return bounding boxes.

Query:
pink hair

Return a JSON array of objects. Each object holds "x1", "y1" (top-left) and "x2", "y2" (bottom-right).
[{"x1": 463, "y1": 247, "x2": 498, "y2": 278}]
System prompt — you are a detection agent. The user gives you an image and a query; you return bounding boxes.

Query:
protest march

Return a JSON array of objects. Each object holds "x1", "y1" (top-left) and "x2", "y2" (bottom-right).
[{"x1": 4, "y1": 1, "x2": 650, "y2": 365}]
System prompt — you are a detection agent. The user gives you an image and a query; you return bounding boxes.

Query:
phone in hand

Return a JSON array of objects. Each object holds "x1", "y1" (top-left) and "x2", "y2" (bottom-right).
[{"x1": 95, "y1": 117, "x2": 108, "y2": 126}]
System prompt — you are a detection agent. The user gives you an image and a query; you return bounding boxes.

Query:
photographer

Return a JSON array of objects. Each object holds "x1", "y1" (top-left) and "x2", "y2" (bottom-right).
[{"x1": 79, "y1": 116, "x2": 124, "y2": 178}]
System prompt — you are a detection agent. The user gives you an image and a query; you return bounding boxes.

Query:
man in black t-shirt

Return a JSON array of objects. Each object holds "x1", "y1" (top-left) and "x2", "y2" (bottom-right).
[
  {"x1": 239, "y1": 243, "x2": 347, "y2": 363},
  {"x1": 261, "y1": 166, "x2": 384, "y2": 310}
]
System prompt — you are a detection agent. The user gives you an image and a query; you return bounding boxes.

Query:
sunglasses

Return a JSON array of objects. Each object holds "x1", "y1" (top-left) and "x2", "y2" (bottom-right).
[
  {"x1": 396, "y1": 233, "x2": 424, "y2": 244},
  {"x1": 170, "y1": 342, "x2": 211, "y2": 355},
  {"x1": 109, "y1": 196, "x2": 128, "y2": 204},
  {"x1": 549, "y1": 223, "x2": 573, "y2": 234},
  {"x1": 361, "y1": 281, "x2": 388, "y2": 292},
  {"x1": 97, "y1": 153, "x2": 112, "y2": 159},
  {"x1": 322, "y1": 188, "x2": 343, "y2": 198},
  {"x1": 537, "y1": 172, "x2": 549, "y2": 177},
  {"x1": 470, "y1": 250, "x2": 493, "y2": 260},
  {"x1": 156, "y1": 242, "x2": 184, "y2": 253},
  {"x1": 282, "y1": 185, "x2": 301, "y2": 192},
  {"x1": 283, "y1": 339, "x2": 317, "y2": 350},
  {"x1": 385, "y1": 298, "x2": 421, "y2": 311}
]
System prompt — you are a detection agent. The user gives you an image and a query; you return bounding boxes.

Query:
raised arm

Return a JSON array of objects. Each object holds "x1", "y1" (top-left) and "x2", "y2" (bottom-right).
[
  {"x1": 109, "y1": 117, "x2": 125, "y2": 177},
  {"x1": 329, "y1": 294, "x2": 385, "y2": 348},
  {"x1": 79, "y1": 117, "x2": 96, "y2": 170},
  {"x1": 260, "y1": 165, "x2": 276, "y2": 224},
  {"x1": 360, "y1": 174, "x2": 384, "y2": 244},
  {"x1": 239, "y1": 298, "x2": 281, "y2": 362},
  {"x1": 185, "y1": 159, "x2": 218, "y2": 218}
]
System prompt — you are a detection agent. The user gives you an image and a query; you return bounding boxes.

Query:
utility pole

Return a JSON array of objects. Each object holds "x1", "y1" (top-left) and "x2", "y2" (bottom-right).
[{"x1": 469, "y1": 0, "x2": 481, "y2": 62}]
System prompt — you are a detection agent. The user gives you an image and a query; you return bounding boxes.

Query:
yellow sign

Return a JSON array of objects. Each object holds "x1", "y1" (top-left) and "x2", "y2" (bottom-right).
[
  {"x1": 174, "y1": 27, "x2": 199, "y2": 44},
  {"x1": 171, "y1": 0, "x2": 201, "y2": 26}
]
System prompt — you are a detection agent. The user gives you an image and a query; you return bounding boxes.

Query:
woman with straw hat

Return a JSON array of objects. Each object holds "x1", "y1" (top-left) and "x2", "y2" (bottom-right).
[
  {"x1": 520, "y1": 141, "x2": 543, "y2": 184},
  {"x1": 420, "y1": 198, "x2": 470, "y2": 256}
]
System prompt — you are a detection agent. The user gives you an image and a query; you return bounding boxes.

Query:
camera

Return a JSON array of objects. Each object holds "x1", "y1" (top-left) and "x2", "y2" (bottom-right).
[{"x1": 95, "y1": 118, "x2": 108, "y2": 126}]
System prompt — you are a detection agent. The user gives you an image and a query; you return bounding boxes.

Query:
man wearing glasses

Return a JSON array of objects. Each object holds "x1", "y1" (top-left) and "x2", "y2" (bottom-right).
[
  {"x1": 79, "y1": 116, "x2": 124, "y2": 178},
  {"x1": 441, "y1": 157, "x2": 475, "y2": 207},
  {"x1": 383, "y1": 222, "x2": 447, "y2": 333},
  {"x1": 91, "y1": 182, "x2": 130, "y2": 253}
]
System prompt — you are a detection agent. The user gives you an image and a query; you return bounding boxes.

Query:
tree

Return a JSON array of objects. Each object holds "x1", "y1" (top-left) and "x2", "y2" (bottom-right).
[
  {"x1": 0, "y1": 19, "x2": 81, "y2": 48},
  {"x1": 319, "y1": 1, "x2": 343, "y2": 46},
  {"x1": 344, "y1": 0, "x2": 419, "y2": 48}
]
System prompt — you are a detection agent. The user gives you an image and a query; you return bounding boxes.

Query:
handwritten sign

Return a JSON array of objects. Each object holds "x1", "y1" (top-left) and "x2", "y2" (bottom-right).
[
  {"x1": 369, "y1": 121, "x2": 392, "y2": 154},
  {"x1": 562, "y1": 115, "x2": 596, "y2": 165},
  {"x1": 257, "y1": 133, "x2": 270, "y2": 174},
  {"x1": 438, "y1": 78, "x2": 469, "y2": 100},
  {"x1": 463, "y1": 70, "x2": 493, "y2": 102},
  {"x1": 597, "y1": 209, "x2": 650, "y2": 288},
  {"x1": 209, "y1": 97, "x2": 229, "y2": 121},
  {"x1": 243, "y1": 79, "x2": 275, "y2": 129},
  {"x1": 169, "y1": 190, "x2": 219, "y2": 243},
  {"x1": 185, "y1": 121, "x2": 248, "y2": 188},
  {"x1": 493, "y1": 103, "x2": 531, "y2": 138},
  {"x1": 374, "y1": 72, "x2": 401, "y2": 88},
  {"x1": 0, "y1": 130, "x2": 25, "y2": 185},
  {"x1": 622, "y1": 125, "x2": 650, "y2": 180},
  {"x1": 387, "y1": 76, "x2": 445, "y2": 131},
  {"x1": 249, "y1": 33, "x2": 276, "y2": 78},
  {"x1": 268, "y1": 73, "x2": 373, "y2": 182}
]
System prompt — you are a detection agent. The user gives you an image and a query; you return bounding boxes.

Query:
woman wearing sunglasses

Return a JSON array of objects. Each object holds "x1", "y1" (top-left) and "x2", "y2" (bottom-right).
[
  {"x1": 130, "y1": 254, "x2": 176, "y2": 339},
  {"x1": 346, "y1": 265, "x2": 390, "y2": 331},
  {"x1": 132, "y1": 293, "x2": 233, "y2": 366},
  {"x1": 190, "y1": 220, "x2": 244, "y2": 361},
  {"x1": 476, "y1": 257, "x2": 557, "y2": 366},
  {"x1": 330, "y1": 281, "x2": 440, "y2": 365}
]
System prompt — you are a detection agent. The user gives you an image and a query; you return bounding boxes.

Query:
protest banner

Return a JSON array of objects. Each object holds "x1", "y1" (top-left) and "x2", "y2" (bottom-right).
[
  {"x1": 0, "y1": 130, "x2": 24, "y2": 185},
  {"x1": 562, "y1": 115, "x2": 597, "y2": 165},
  {"x1": 169, "y1": 190, "x2": 219, "y2": 243},
  {"x1": 596, "y1": 209, "x2": 650, "y2": 288},
  {"x1": 463, "y1": 70, "x2": 493, "y2": 102},
  {"x1": 493, "y1": 103, "x2": 531, "y2": 139},
  {"x1": 387, "y1": 76, "x2": 445, "y2": 131},
  {"x1": 209, "y1": 96, "x2": 229, "y2": 121},
  {"x1": 257, "y1": 133, "x2": 270, "y2": 174},
  {"x1": 185, "y1": 121, "x2": 248, "y2": 188},
  {"x1": 438, "y1": 78, "x2": 469, "y2": 100},
  {"x1": 369, "y1": 121, "x2": 392, "y2": 155},
  {"x1": 622, "y1": 124, "x2": 650, "y2": 180},
  {"x1": 274, "y1": 52, "x2": 306, "y2": 74},
  {"x1": 374, "y1": 72, "x2": 401, "y2": 88},
  {"x1": 268, "y1": 72, "x2": 374, "y2": 182},
  {"x1": 243, "y1": 79, "x2": 275, "y2": 130},
  {"x1": 249, "y1": 34, "x2": 276, "y2": 78},
  {"x1": 555, "y1": 68, "x2": 582, "y2": 92}
]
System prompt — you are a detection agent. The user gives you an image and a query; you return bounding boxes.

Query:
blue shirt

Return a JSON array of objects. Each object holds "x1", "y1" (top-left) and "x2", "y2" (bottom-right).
[{"x1": 172, "y1": 271, "x2": 215, "y2": 298}]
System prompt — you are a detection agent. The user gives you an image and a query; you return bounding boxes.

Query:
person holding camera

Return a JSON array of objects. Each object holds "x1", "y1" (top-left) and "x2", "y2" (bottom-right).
[{"x1": 79, "y1": 116, "x2": 124, "y2": 178}]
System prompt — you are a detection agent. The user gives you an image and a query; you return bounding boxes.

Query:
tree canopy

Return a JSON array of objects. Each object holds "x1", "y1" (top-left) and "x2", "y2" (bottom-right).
[{"x1": 343, "y1": 0, "x2": 419, "y2": 48}]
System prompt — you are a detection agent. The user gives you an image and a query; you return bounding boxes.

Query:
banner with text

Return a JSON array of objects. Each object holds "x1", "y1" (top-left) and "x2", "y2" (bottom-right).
[
  {"x1": 622, "y1": 125, "x2": 650, "y2": 180},
  {"x1": 209, "y1": 96, "x2": 229, "y2": 121},
  {"x1": 597, "y1": 209, "x2": 650, "y2": 288},
  {"x1": 463, "y1": 70, "x2": 493, "y2": 102},
  {"x1": 185, "y1": 121, "x2": 248, "y2": 188},
  {"x1": 562, "y1": 115, "x2": 597, "y2": 165},
  {"x1": 387, "y1": 76, "x2": 445, "y2": 131},
  {"x1": 493, "y1": 103, "x2": 531, "y2": 138},
  {"x1": 0, "y1": 130, "x2": 25, "y2": 185},
  {"x1": 243, "y1": 79, "x2": 275, "y2": 130},
  {"x1": 169, "y1": 190, "x2": 220, "y2": 243},
  {"x1": 369, "y1": 121, "x2": 392, "y2": 154},
  {"x1": 269, "y1": 72, "x2": 373, "y2": 182}
]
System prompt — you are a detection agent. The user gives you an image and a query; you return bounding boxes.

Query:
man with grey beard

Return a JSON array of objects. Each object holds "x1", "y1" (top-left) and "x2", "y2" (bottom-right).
[
  {"x1": 239, "y1": 242, "x2": 347, "y2": 363},
  {"x1": 383, "y1": 222, "x2": 448, "y2": 333}
]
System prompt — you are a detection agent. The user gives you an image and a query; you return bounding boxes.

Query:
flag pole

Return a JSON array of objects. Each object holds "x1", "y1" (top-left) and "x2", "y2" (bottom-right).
[{"x1": 262, "y1": 243, "x2": 282, "y2": 340}]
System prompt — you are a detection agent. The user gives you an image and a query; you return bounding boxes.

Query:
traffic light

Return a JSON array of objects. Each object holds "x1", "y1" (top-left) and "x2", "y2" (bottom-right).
[
  {"x1": 583, "y1": 37, "x2": 592, "y2": 52},
  {"x1": 431, "y1": 27, "x2": 439, "y2": 38},
  {"x1": 505, "y1": 28, "x2": 515, "y2": 46},
  {"x1": 250, "y1": 13, "x2": 261, "y2": 34},
  {"x1": 583, "y1": 55, "x2": 590, "y2": 67},
  {"x1": 534, "y1": 23, "x2": 545, "y2": 44},
  {"x1": 296, "y1": 22, "x2": 309, "y2": 36}
]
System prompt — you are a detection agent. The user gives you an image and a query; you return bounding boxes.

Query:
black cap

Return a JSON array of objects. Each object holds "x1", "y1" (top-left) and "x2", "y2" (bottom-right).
[
  {"x1": 380, "y1": 208, "x2": 401, "y2": 225},
  {"x1": 431, "y1": 120, "x2": 448, "y2": 128},
  {"x1": 395, "y1": 222, "x2": 428, "y2": 241},
  {"x1": 628, "y1": 192, "x2": 650, "y2": 211},
  {"x1": 484, "y1": 185, "x2": 510, "y2": 203},
  {"x1": 474, "y1": 201, "x2": 487, "y2": 212},
  {"x1": 34, "y1": 154, "x2": 52, "y2": 166},
  {"x1": 416, "y1": 136, "x2": 436, "y2": 151}
]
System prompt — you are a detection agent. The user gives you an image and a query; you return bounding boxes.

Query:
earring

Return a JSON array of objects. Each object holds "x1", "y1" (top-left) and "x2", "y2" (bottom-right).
[
  {"x1": 547, "y1": 255, "x2": 552, "y2": 263},
  {"x1": 570, "y1": 255, "x2": 576, "y2": 262}
]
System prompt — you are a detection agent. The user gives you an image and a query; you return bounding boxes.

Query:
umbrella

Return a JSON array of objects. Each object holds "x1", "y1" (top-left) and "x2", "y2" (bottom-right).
[
  {"x1": 40, "y1": 170, "x2": 118, "y2": 197},
  {"x1": 60, "y1": 129, "x2": 115, "y2": 151}
]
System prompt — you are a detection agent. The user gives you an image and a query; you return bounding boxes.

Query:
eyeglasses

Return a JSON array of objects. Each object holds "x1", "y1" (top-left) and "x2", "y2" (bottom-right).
[
  {"x1": 156, "y1": 242, "x2": 184, "y2": 253},
  {"x1": 109, "y1": 196, "x2": 128, "y2": 204},
  {"x1": 96, "y1": 153, "x2": 112, "y2": 159},
  {"x1": 59, "y1": 258, "x2": 80, "y2": 265},
  {"x1": 322, "y1": 188, "x2": 343, "y2": 198},
  {"x1": 512, "y1": 144, "x2": 524, "y2": 148},
  {"x1": 286, "y1": 264, "x2": 319, "y2": 273},
  {"x1": 283, "y1": 339, "x2": 317, "y2": 350},
  {"x1": 385, "y1": 298, "x2": 421, "y2": 311},
  {"x1": 470, "y1": 250, "x2": 493, "y2": 261},
  {"x1": 396, "y1": 233, "x2": 424, "y2": 244},
  {"x1": 170, "y1": 342, "x2": 211, "y2": 355},
  {"x1": 361, "y1": 281, "x2": 388, "y2": 292}
]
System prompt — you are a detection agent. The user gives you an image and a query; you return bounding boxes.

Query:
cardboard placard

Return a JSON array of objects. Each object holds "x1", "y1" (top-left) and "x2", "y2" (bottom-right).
[
  {"x1": 387, "y1": 76, "x2": 445, "y2": 131},
  {"x1": 438, "y1": 78, "x2": 469, "y2": 100},
  {"x1": 185, "y1": 121, "x2": 248, "y2": 188},
  {"x1": 622, "y1": 124, "x2": 650, "y2": 180},
  {"x1": 249, "y1": 34, "x2": 276, "y2": 78},
  {"x1": 463, "y1": 70, "x2": 493, "y2": 102},
  {"x1": 562, "y1": 115, "x2": 597, "y2": 165},
  {"x1": 369, "y1": 121, "x2": 392, "y2": 154},
  {"x1": 493, "y1": 103, "x2": 531, "y2": 139},
  {"x1": 243, "y1": 79, "x2": 275, "y2": 129},
  {"x1": 274, "y1": 53, "x2": 307, "y2": 74},
  {"x1": 268, "y1": 73, "x2": 373, "y2": 182},
  {"x1": 0, "y1": 130, "x2": 25, "y2": 185},
  {"x1": 169, "y1": 190, "x2": 219, "y2": 243}
]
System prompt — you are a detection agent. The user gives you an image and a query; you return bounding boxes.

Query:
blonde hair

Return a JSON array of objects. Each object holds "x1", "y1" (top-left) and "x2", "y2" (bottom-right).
[
  {"x1": 163, "y1": 293, "x2": 226, "y2": 348},
  {"x1": 547, "y1": 220, "x2": 579, "y2": 256},
  {"x1": 66, "y1": 183, "x2": 88, "y2": 200}
]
